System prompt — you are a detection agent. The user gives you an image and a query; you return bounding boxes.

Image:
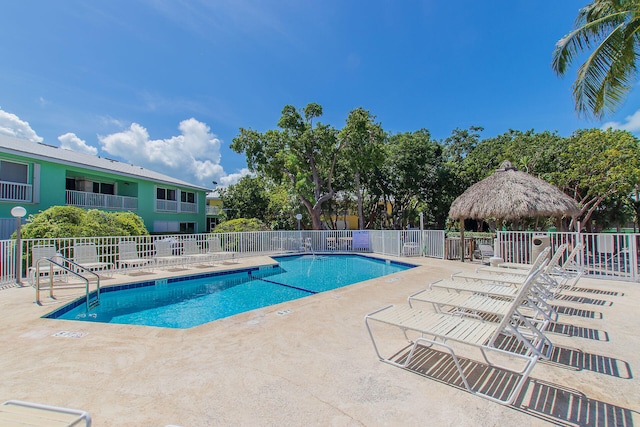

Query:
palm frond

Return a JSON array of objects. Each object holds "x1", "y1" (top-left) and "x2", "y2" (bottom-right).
[
  {"x1": 573, "y1": 22, "x2": 632, "y2": 118},
  {"x1": 553, "y1": 0, "x2": 640, "y2": 118},
  {"x1": 580, "y1": 0, "x2": 628, "y2": 24},
  {"x1": 552, "y1": 12, "x2": 628, "y2": 76}
]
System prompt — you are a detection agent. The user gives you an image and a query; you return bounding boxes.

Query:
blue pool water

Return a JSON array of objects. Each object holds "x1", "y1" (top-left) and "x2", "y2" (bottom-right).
[{"x1": 46, "y1": 254, "x2": 413, "y2": 329}]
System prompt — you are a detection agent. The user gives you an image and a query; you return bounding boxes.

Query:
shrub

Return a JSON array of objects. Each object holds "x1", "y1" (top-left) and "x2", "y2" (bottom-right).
[
  {"x1": 213, "y1": 218, "x2": 269, "y2": 233},
  {"x1": 18, "y1": 206, "x2": 149, "y2": 238}
]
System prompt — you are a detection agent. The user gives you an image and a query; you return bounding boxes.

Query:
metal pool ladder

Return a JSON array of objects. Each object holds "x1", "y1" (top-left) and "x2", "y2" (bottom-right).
[{"x1": 34, "y1": 255, "x2": 101, "y2": 310}]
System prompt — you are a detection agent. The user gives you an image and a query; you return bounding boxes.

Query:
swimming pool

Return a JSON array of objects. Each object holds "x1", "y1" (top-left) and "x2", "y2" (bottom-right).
[{"x1": 45, "y1": 254, "x2": 414, "y2": 329}]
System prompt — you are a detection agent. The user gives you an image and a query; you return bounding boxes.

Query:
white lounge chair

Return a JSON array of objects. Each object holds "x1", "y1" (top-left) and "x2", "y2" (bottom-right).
[
  {"x1": 496, "y1": 243, "x2": 584, "y2": 283},
  {"x1": 457, "y1": 247, "x2": 578, "y2": 297},
  {"x1": 326, "y1": 237, "x2": 337, "y2": 251},
  {"x1": 549, "y1": 243, "x2": 585, "y2": 288},
  {"x1": 473, "y1": 243, "x2": 494, "y2": 263},
  {"x1": 302, "y1": 237, "x2": 313, "y2": 252},
  {"x1": 480, "y1": 244, "x2": 567, "y2": 276},
  {"x1": 409, "y1": 260, "x2": 557, "y2": 323},
  {"x1": 206, "y1": 237, "x2": 237, "y2": 263},
  {"x1": 402, "y1": 241, "x2": 420, "y2": 256},
  {"x1": 117, "y1": 241, "x2": 154, "y2": 273},
  {"x1": 365, "y1": 266, "x2": 551, "y2": 405},
  {"x1": 72, "y1": 242, "x2": 113, "y2": 277},
  {"x1": 430, "y1": 278, "x2": 521, "y2": 298},
  {"x1": 451, "y1": 247, "x2": 552, "y2": 286},
  {"x1": 153, "y1": 240, "x2": 185, "y2": 269},
  {"x1": 0, "y1": 400, "x2": 91, "y2": 426},
  {"x1": 182, "y1": 240, "x2": 213, "y2": 265},
  {"x1": 28, "y1": 244, "x2": 66, "y2": 285}
]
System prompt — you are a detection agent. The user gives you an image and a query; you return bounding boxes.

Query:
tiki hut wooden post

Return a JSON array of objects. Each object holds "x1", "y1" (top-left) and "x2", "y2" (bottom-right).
[
  {"x1": 460, "y1": 223, "x2": 465, "y2": 262},
  {"x1": 448, "y1": 160, "x2": 580, "y2": 262}
]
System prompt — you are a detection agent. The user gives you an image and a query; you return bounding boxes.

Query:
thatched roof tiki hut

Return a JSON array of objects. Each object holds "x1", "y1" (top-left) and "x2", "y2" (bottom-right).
[{"x1": 448, "y1": 160, "x2": 580, "y2": 262}]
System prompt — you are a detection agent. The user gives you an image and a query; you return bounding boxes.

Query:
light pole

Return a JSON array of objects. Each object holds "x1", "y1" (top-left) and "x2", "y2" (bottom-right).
[
  {"x1": 295, "y1": 213, "x2": 303, "y2": 251},
  {"x1": 11, "y1": 206, "x2": 27, "y2": 286}
]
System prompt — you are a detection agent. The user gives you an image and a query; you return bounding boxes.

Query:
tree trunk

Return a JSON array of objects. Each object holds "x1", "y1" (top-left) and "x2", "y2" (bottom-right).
[{"x1": 355, "y1": 172, "x2": 364, "y2": 229}]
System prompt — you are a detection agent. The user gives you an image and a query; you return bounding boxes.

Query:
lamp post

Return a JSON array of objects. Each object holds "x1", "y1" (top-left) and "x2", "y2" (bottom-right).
[
  {"x1": 295, "y1": 213, "x2": 303, "y2": 251},
  {"x1": 11, "y1": 206, "x2": 27, "y2": 285}
]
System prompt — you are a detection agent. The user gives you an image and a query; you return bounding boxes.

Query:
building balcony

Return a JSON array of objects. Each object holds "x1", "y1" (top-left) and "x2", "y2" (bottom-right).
[
  {"x1": 67, "y1": 190, "x2": 138, "y2": 211},
  {"x1": 0, "y1": 181, "x2": 32, "y2": 203},
  {"x1": 206, "y1": 205, "x2": 222, "y2": 216},
  {"x1": 156, "y1": 199, "x2": 198, "y2": 213}
]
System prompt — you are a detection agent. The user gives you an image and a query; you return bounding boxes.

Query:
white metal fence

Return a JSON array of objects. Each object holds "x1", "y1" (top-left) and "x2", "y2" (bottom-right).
[
  {"x1": 1, "y1": 229, "x2": 639, "y2": 286},
  {"x1": 496, "y1": 231, "x2": 639, "y2": 281}
]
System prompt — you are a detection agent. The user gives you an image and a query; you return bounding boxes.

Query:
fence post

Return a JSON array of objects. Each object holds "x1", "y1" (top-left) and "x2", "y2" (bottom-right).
[
  {"x1": 630, "y1": 234, "x2": 638, "y2": 281},
  {"x1": 575, "y1": 229, "x2": 583, "y2": 266},
  {"x1": 440, "y1": 231, "x2": 445, "y2": 259},
  {"x1": 14, "y1": 234, "x2": 23, "y2": 286}
]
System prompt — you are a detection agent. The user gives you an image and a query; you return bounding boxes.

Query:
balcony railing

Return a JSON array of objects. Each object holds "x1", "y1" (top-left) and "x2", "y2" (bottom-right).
[
  {"x1": 67, "y1": 190, "x2": 138, "y2": 211},
  {"x1": 156, "y1": 199, "x2": 198, "y2": 213},
  {"x1": 156, "y1": 199, "x2": 178, "y2": 212},
  {"x1": 0, "y1": 181, "x2": 32, "y2": 202},
  {"x1": 180, "y1": 202, "x2": 197, "y2": 213},
  {"x1": 206, "y1": 206, "x2": 221, "y2": 216}
]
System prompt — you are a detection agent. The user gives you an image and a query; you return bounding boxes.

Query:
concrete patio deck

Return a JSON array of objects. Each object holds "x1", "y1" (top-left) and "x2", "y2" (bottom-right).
[{"x1": 0, "y1": 255, "x2": 638, "y2": 426}]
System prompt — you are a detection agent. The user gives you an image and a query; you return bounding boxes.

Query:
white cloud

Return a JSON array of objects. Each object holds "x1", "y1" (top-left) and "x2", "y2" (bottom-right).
[
  {"x1": 99, "y1": 118, "x2": 228, "y2": 186},
  {"x1": 218, "y1": 168, "x2": 252, "y2": 187},
  {"x1": 602, "y1": 109, "x2": 640, "y2": 133},
  {"x1": 58, "y1": 132, "x2": 98, "y2": 155},
  {"x1": 98, "y1": 115, "x2": 126, "y2": 128},
  {"x1": 0, "y1": 108, "x2": 43, "y2": 142}
]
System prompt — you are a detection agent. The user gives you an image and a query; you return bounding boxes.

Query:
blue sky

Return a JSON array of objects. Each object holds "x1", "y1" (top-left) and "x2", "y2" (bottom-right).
[{"x1": 2, "y1": 1, "x2": 639, "y2": 190}]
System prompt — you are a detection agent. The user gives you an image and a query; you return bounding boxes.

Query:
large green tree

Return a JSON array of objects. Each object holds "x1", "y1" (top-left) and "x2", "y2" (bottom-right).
[
  {"x1": 547, "y1": 128, "x2": 640, "y2": 228},
  {"x1": 219, "y1": 176, "x2": 302, "y2": 230},
  {"x1": 374, "y1": 130, "x2": 444, "y2": 229},
  {"x1": 231, "y1": 103, "x2": 344, "y2": 230},
  {"x1": 552, "y1": 0, "x2": 640, "y2": 118},
  {"x1": 338, "y1": 107, "x2": 386, "y2": 229},
  {"x1": 218, "y1": 175, "x2": 269, "y2": 221}
]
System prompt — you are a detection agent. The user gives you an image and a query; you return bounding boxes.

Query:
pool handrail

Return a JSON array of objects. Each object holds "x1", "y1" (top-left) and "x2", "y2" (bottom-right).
[{"x1": 35, "y1": 255, "x2": 100, "y2": 310}]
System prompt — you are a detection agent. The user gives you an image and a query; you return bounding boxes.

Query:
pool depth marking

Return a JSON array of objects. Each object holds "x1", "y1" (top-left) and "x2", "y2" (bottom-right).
[{"x1": 248, "y1": 271, "x2": 317, "y2": 294}]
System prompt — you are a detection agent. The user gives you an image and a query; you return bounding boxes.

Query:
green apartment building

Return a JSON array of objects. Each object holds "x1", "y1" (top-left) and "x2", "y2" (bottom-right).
[{"x1": 0, "y1": 134, "x2": 210, "y2": 239}]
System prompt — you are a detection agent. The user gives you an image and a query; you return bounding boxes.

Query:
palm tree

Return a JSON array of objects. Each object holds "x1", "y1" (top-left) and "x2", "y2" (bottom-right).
[{"x1": 552, "y1": 0, "x2": 640, "y2": 119}]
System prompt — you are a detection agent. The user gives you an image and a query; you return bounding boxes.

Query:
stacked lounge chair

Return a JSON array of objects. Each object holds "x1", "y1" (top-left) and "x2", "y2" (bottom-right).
[
  {"x1": 365, "y1": 264, "x2": 552, "y2": 405},
  {"x1": 364, "y1": 243, "x2": 585, "y2": 405}
]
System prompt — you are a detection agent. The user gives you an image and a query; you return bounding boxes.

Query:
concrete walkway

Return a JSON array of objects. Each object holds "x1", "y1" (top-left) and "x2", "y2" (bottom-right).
[{"x1": 0, "y1": 255, "x2": 638, "y2": 426}]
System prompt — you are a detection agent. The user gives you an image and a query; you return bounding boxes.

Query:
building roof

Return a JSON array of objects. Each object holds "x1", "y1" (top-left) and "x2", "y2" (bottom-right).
[{"x1": 0, "y1": 134, "x2": 209, "y2": 191}]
